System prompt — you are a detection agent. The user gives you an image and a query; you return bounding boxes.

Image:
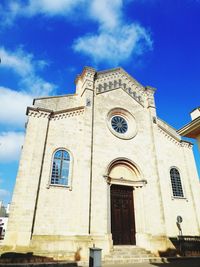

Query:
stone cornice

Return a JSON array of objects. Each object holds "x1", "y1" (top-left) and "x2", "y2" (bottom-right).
[
  {"x1": 103, "y1": 175, "x2": 147, "y2": 188},
  {"x1": 177, "y1": 116, "x2": 200, "y2": 138},
  {"x1": 96, "y1": 67, "x2": 143, "y2": 88},
  {"x1": 52, "y1": 107, "x2": 84, "y2": 120},
  {"x1": 145, "y1": 86, "x2": 156, "y2": 93},
  {"x1": 180, "y1": 140, "x2": 193, "y2": 148},
  {"x1": 75, "y1": 66, "x2": 96, "y2": 84},
  {"x1": 26, "y1": 107, "x2": 52, "y2": 118},
  {"x1": 158, "y1": 127, "x2": 181, "y2": 146},
  {"x1": 96, "y1": 67, "x2": 121, "y2": 76},
  {"x1": 157, "y1": 126, "x2": 193, "y2": 148},
  {"x1": 26, "y1": 106, "x2": 85, "y2": 119},
  {"x1": 157, "y1": 118, "x2": 180, "y2": 141},
  {"x1": 33, "y1": 94, "x2": 77, "y2": 105}
]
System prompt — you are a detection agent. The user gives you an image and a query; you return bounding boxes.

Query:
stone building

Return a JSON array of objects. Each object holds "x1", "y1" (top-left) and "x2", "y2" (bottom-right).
[
  {"x1": 3, "y1": 67, "x2": 200, "y2": 260},
  {"x1": 178, "y1": 107, "x2": 200, "y2": 151},
  {"x1": 0, "y1": 201, "x2": 9, "y2": 240}
]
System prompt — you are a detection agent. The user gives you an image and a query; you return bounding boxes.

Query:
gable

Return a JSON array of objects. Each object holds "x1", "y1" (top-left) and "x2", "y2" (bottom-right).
[{"x1": 95, "y1": 68, "x2": 154, "y2": 108}]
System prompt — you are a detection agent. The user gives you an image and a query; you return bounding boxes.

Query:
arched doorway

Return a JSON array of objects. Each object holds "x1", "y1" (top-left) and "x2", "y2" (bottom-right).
[{"x1": 106, "y1": 159, "x2": 145, "y2": 245}]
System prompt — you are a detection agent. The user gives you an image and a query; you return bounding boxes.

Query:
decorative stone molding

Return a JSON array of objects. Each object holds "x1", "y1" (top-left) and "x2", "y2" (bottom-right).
[
  {"x1": 96, "y1": 78, "x2": 144, "y2": 106},
  {"x1": 157, "y1": 118, "x2": 180, "y2": 140},
  {"x1": 27, "y1": 108, "x2": 52, "y2": 119},
  {"x1": 75, "y1": 66, "x2": 96, "y2": 84},
  {"x1": 103, "y1": 175, "x2": 147, "y2": 188},
  {"x1": 180, "y1": 141, "x2": 193, "y2": 149},
  {"x1": 95, "y1": 67, "x2": 146, "y2": 106},
  {"x1": 145, "y1": 86, "x2": 156, "y2": 108},
  {"x1": 27, "y1": 106, "x2": 85, "y2": 121},
  {"x1": 96, "y1": 68, "x2": 142, "y2": 90},
  {"x1": 52, "y1": 109, "x2": 84, "y2": 120},
  {"x1": 158, "y1": 127, "x2": 181, "y2": 146}
]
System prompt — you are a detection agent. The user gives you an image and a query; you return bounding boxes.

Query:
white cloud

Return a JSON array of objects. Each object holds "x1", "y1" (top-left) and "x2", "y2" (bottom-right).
[
  {"x1": 0, "y1": 189, "x2": 10, "y2": 198},
  {"x1": 25, "y1": 0, "x2": 84, "y2": 16},
  {"x1": 0, "y1": 131, "x2": 24, "y2": 162},
  {"x1": 0, "y1": 47, "x2": 56, "y2": 127},
  {"x1": 21, "y1": 76, "x2": 55, "y2": 96},
  {"x1": 0, "y1": 87, "x2": 32, "y2": 127},
  {"x1": 0, "y1": 47, "x2": 55, "y2": 95},
  {"x1": 74, "y1": 24, "x2": 152, "y2": 65},
  {"x1": 89, "y1": 0, "x2": 123, "y2": 30},
  {"x1": 0, "y1": 47, "x2": 33, "y2": 76},
  {"x1": 73, "y1": 0, "x2": 153, "y2": 65},
  {"x1": 0, "y1": 0, "x2": 85, "y2": 24}
]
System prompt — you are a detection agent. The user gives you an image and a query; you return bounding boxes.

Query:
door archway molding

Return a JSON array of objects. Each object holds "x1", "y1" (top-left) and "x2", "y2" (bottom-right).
[{"x1": 104, "y1": 157, "x2": 147, "y2": 188}]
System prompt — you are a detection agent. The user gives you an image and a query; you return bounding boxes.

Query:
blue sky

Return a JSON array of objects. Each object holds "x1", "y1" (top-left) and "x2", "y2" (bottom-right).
[{"x1": 0, "y1": 0, "x2": 200, "y2": 204}]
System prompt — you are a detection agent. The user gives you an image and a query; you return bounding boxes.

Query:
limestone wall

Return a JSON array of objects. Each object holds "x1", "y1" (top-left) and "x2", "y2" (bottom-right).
[{"x1": 155, "y1": 124, "x2": 200, "y2": 237}]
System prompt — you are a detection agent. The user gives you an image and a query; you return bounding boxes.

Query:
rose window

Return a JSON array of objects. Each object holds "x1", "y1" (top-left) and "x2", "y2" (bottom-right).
[{"x1": 111, "y1": 116, "x2": 128, "y2": 134}]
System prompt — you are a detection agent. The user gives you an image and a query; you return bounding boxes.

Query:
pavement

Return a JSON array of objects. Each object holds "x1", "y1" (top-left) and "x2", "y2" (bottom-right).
[
  {"x1": 0, "y1": 259, "x2": 200, "y2": 266},
  {"x1": 102, "y1": 258, "x2": 200, "y2": 267}
]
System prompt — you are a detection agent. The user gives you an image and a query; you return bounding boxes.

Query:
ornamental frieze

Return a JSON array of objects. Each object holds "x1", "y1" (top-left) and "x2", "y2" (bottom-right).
[
  {"x1": 27, "y1": 107, "x2": 84, "y2": 120},
  {"x1": 96, "y1": 78, "x2": 144, "y2": 106}
]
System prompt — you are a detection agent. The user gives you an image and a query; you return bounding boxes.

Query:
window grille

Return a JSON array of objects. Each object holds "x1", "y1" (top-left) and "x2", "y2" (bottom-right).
[{"x1": 170, "y1": 168, "x2": 184, "y2": 197}]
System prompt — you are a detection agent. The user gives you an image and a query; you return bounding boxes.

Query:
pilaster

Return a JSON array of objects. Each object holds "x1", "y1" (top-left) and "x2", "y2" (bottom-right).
[{"x1": 4, "y1": 109, "x2": 51, "y2": 247}]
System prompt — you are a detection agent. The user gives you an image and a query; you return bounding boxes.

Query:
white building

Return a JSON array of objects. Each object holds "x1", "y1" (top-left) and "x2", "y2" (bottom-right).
[
  {"x1": 0, "y1": 201, "x2": 9, "y2": 240},
  {"x1": 178, "y1": 107, "x2": 200, "y2": 151},
  {"x1": 3, "y1": 67, "x2": 200, "y2": 261}
]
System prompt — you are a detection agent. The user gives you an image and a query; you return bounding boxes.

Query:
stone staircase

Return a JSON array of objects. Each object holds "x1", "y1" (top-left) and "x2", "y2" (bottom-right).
[{"x1": 103, "y1": 245, "x2": 159, "y2": 265}]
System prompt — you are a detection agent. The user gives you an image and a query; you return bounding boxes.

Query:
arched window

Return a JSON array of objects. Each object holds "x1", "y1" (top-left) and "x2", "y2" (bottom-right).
[
  {"x1": 51, "y1": 150, "x2": 70, "y2": 186},
  {"x1": 170, "y1": 168, "x2": 184, "y2": 197}
]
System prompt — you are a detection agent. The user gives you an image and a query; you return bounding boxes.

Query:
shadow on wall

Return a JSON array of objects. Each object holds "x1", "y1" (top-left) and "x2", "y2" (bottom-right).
[
  {"x1": 149, "y1": 258, "x2": 200, "y2": 267},
  {"x1": 169, "y1": 236, "x2": 200, "y2": 256},
  {"x1": 152, "y1": 236, "x2": 200, "y2": 258},
  {"x1": 0, "y1": 252, "x2": 78, "y2": 266},
  {"x1": 148, "y1": 236, "x2": 200, "y2": 267}
]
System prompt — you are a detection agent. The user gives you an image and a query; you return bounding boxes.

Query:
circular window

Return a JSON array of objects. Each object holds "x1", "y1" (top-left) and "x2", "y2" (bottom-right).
[
  {"x1": 107, "y1": 108, "x2": 137, "y2": 140},
  {"x1": 111, "y1": 116, "x2": 128, "y2": 133}
]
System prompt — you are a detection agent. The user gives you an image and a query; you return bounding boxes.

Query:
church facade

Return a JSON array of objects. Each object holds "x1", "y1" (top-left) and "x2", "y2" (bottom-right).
[{"x1": 4, "y1": 67, "x2": 200, "y2": 260}]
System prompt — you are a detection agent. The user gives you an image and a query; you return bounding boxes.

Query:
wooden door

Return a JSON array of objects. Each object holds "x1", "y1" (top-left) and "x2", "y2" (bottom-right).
[{"x1": 111, "y1": 185, "x2": 136, "y2": 245}]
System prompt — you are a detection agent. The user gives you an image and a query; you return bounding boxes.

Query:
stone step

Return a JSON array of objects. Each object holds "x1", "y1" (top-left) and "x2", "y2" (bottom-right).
[
  {"x1": 103, "y1": 256, "x2": 163, "y2": 265},
  {"x1": 109, "y1": 247, "x2": 153, "y2": 254},
  {"x1": 106, "y1": 251, "x2": 152, "y2": 255},
  {"x1": 104, "y1": 255, "x2": 153, "y2": 259},
  {"x1": 103, "y1": 245, "x2": 157, "y2": 265},
  {"x1": 113, "y1": 245, "x2": 143, "y2": 250},
  {"x1": 111, "y1": 246, "x2": 152, "y2": 253}
]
